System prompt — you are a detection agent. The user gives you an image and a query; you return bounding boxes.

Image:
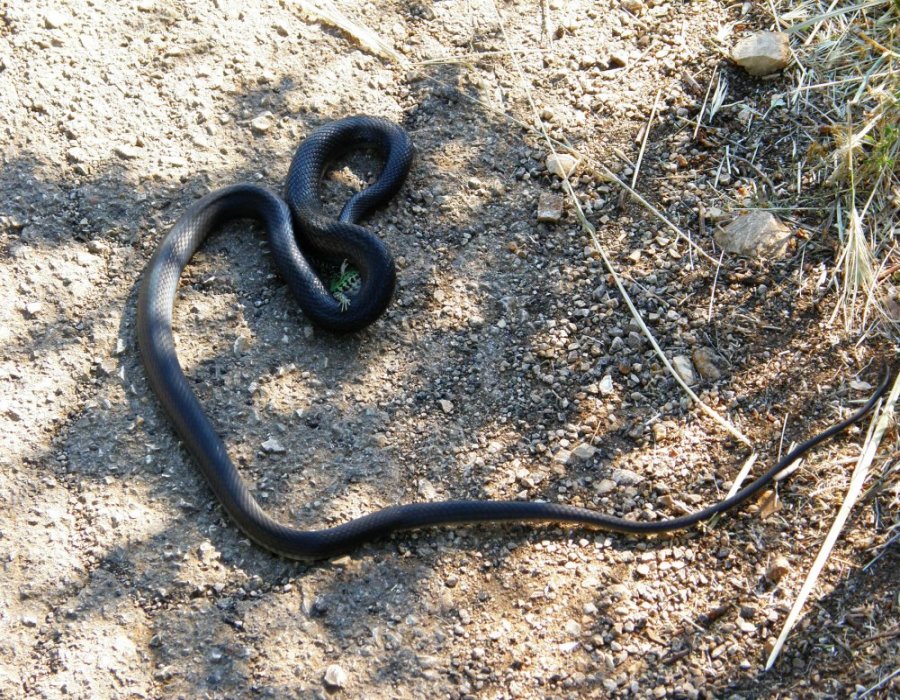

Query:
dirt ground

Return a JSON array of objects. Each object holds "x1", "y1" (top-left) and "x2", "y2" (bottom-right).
[{"x1": 1, "y1": 0, "x2": 897, "y2": 698}]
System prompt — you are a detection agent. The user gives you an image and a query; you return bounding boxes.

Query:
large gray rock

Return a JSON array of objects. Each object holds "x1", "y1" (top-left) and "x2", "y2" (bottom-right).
[
  {"x1": 732, "y1": 31, "x2": 791, "y2": 76},
  {"x1": 715, "y1": 211, "x2": 791, "y2": 258}
]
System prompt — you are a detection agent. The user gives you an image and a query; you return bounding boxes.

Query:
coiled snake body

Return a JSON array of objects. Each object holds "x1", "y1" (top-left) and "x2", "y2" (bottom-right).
[{"x1": 137, "y1": 115, "x2": 891, "y2": 560}]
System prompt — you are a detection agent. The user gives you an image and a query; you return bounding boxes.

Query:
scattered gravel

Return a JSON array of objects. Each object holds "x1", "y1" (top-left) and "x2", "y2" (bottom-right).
[{"x1": 0, "y1": 0, "x2": 895, "y2": 698}]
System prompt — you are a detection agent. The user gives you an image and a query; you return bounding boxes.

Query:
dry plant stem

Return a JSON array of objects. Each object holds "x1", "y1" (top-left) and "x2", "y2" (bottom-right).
[
  {"x1": 424, "y1": 74, "x2": 716, "y2": 265},
  {"x1": 731, "y1": 154, "x2": 778, "y2": 196},
  {"x1": 694, "y1": 66, "x2": 718, "y2": 140},
  {"x1": 785, "y1": 0, "x2": 890, "y2": 34},
  {"x1": 632, "y1": 89, "x2": 661, "y2": 189},
  {"x1": 766, "y1": 0, "x2": 784, "y2": 32},
  {"x1": 722, "y1": 453, "x2": 759, "y2": 501},
  {"x1": 590, "y1": 161, "x2": 719, "y2": 265},
  {"x1": 707, "y1": 453, "x2": 758, "y2": 529},
  {"x1": 856, "y1": 666, "x2": 900, "y2": 699},
  {"x1": 799, "y1": 0, "x2": 840, "y2": 46},
  {"x1": 765, "y1": 371, "x2": 900, "y2": 670},
  {"x1": 293, "y1": 0, "x2": 405, "y2": 63},
  {"x1": 788, "y1": 72, "x2": 894, "y2": 93},
  {"x1": 487, "y1": 0, "x2": 752, "y2": 448},
  {"x1": 707, "y1": 249, "x2": 724, "y2": 322},
  {"x1": 540, "y1": 0, "x2": 550, "y2": 48},
  {"x1": 863, "y1": 528, "x2": 900, "y2": 571}
]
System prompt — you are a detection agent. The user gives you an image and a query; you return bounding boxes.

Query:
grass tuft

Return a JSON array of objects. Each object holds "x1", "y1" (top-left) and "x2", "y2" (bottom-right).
[{"x1": 781, "y1": 0, "x2": 898, "y2": 333}]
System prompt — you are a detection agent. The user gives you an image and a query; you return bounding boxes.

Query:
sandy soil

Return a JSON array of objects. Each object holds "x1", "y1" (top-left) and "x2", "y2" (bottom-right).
[{"x1": 0, "y1": 1, "x2": 896, "y2": 698}]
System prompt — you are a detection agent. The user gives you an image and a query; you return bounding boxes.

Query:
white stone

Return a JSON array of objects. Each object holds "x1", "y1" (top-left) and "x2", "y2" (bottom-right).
[
  {"x1": 250, "y1": 111, "x2": 275, "y2": 133},
  {"x1": 67, "y1": 147, "x2": 89, "y2": 163},
  {"x1": 598, "y1": 374, "x2": 615, "y2": 396},
  {"x1": 595, "y1": 478, "x2": 617, "y2": 495},
  {"x1": 546, "y1": 153, "x2": 578, "y2": 178},
  {"x1": 44, "y1": 11, "x2": 67, "y2": 29},
  {"x1": 233, "y1": 334, "x2": 251, "y2": 356},
  {"x1": 571, "y1": 443, "x2": 597, "y2": 461},
  {"x1": 323, "y1": 664, "x2": 348, "y2": 689},
  {"x1": 24, "y1": 302, "x2": 43, "y2": 318},
  {"x1": 611, "y1": 468, "x2": 643, "y2": 485},
  {"x1": 114, "y1": 144, "x2": 140, "y2": 159},
  {"x1": 732, "y1": 31, "x2": 791, "y2": 76},
  {"x1": 671, "y1": 355, "x2": 697, "y2": 386},
  {"x1": 554, "y1": 449, "x2": 573, "y2": 466},
  {"x1": 261, "y1": 437, "x2": 285, "y2": 453},
  {"x1": 417, "y1": 479, "x2": 438, "y2": 500}
]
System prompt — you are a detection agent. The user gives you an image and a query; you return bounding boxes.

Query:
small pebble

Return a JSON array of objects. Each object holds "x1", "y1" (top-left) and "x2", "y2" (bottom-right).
[
  {"x1": 261, "y1": 437, "x2": 285, "y2": 454},
  {"x1": 594, "y1": 478, "x2": 617, "y2": 495},
  {"x1": 24, "y1": 302, "x2": 43, "y2": 318},
  {"x1": 671, "y1": 355, "x2": 697, "y2": 386},
  {"x1": 233, "y1": 334, "x2": 251, "y2": 356},
  {"x1": 66, "y1": 147, "x2": 89, "y2": 163},
  {"x1": 251, "y1": 111, "x2": 275, "y2": 133},
  {"x1": 766, "y1": 555, "x2": 790, "y2": 583},
  {"x1": 417, "y1": 479, "x2": 438, "y2": 500},
  {"x1": 114, "y1": 144, "x2": 141, "y2": 159},
  {"x1": 546, "y1": 153, "x2": 578, "y2": 179},
  {"x1": 44, "y1": 11, "x2": 67, "y2": 29},
  {"x1": 609, "y1": 49, "x2": 629, "y2": 67},
  {"x1": 611, "y1": 468, "x2": 643, "y2": 486},
  {"x1": 553, "y1": 449, "x2": 573, "y2": 466},
  {"x1": 537, "y1": 192, "x2": 565, "y2": 224},
  {"x1": 565, "y1": 619, "x2": 582, "y2": 636},
  {"x1": 598, "y1": 374, "x2": 614, "y2": 396},
  {"x1": 651, "y1": 422, "x2": 667, "y2": 441},
  {"x1": 691, "y1": 347, "x2": 723, "y2": 381},
  {"x1": 87, "y1": 240, "x2": 109, "y2": 255},
  {"x1": 570, "y1": 443, "x2": 596, "y2": 461},
  {"x1": 323, "y1": 664, "x2": 348, "y2": 689}
]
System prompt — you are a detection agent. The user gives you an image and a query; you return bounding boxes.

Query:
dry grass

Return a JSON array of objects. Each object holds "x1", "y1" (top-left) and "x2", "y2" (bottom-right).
[
  {"x1": 778, "y1": 0, "x2": 899, "y2": 334},
  {"x1": 767, "y1": 3, "x2": 899, "y2": 680}
]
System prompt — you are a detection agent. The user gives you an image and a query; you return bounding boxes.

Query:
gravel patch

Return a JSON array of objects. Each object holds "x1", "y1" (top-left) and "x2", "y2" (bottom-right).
[{"x1": 0, "y1": 1, "x2": 895, "y2": 698}]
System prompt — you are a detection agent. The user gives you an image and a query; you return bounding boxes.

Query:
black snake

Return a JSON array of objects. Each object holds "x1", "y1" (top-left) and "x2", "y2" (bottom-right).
[{"x1": 136, "y1": 115, "x2": 892, "y2": 560}]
